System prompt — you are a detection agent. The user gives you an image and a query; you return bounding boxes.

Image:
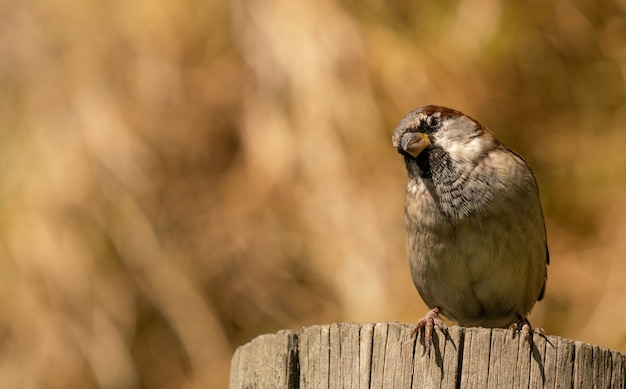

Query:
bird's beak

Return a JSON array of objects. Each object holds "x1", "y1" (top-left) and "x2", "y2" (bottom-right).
[{"x1": 401, "y1": 132, "x2": 431, "y2": 158}]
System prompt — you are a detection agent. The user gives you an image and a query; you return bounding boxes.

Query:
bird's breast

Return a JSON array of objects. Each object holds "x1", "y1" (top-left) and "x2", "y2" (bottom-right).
[{"x1": 404, "y1": 173, "x2": 546, "y2": 327}]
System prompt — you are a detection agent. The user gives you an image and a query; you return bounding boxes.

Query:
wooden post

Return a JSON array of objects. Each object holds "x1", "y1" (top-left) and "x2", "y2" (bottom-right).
[{"x1": 230, "y1": 322, "x2": 626, "y2": 388}]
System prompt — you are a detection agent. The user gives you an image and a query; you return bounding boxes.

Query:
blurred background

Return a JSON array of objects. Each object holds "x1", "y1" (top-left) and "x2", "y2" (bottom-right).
[{"x1": 1, "y1": 0, "x2": 626, "y2": 387}]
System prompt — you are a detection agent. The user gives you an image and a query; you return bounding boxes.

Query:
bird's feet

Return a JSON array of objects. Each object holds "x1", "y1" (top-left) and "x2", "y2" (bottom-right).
[
  {"x1": 509, "y1": 316, "x2": 544, "y2": 343},
  {"x1": 412, "y1": 307, "x2": 447, "y2": 349}
]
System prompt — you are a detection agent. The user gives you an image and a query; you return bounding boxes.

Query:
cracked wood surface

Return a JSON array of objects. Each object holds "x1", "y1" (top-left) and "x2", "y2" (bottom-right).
[{"x1": 230, "y1": 323, "x2": 626, "y2": 388}]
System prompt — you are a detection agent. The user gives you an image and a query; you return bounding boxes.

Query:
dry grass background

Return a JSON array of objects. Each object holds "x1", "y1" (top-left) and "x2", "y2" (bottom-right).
[{"x1": 1, "y1": 0, "x2": 626, "y2": 387}]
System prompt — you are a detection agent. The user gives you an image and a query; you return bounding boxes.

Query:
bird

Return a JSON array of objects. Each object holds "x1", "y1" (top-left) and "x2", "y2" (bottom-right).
[{"x1": 392, "y1": 105, "x2": 549, "y2": 346}]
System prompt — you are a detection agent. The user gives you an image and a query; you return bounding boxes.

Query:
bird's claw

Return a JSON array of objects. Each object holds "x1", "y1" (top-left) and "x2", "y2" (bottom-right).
[
  {"x1": 509, "y1": 317, "x2": 544, "y2": 344},
  {"x1": 412, "y1": 307, "x2": 447, "y2": 350}
]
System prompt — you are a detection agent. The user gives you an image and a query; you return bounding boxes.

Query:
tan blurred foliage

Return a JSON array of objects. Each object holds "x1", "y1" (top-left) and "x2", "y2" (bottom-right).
[{"x1": 1, "y1": 0, "x2": 626, "y2": 387}]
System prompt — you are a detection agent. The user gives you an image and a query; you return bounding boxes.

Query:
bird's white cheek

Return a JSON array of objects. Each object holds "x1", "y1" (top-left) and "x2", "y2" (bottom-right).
[{"x1": 445, "y1": 137, "x2": 487, "y2": 162}]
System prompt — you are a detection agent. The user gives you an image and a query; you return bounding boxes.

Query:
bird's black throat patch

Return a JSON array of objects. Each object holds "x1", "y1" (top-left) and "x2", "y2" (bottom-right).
[{"x1": 414, "y1": 145, "x2": 455, "y2": 181}]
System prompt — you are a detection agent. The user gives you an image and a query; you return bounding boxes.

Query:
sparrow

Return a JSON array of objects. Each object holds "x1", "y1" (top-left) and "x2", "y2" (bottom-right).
[{"x1": 392, "y1": 105, "x2": 549, "y2": 346}]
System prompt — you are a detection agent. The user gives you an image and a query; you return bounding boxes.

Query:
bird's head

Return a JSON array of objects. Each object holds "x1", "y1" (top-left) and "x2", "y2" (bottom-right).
[{"x1": 392, "y1": 105, "x2": 496, "y2": 178}]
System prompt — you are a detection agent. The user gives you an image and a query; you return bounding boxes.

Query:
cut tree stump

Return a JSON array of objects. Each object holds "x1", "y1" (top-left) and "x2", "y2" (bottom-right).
[{"x1": 229, "y1": 322, "x2": 626, "y2": 388}]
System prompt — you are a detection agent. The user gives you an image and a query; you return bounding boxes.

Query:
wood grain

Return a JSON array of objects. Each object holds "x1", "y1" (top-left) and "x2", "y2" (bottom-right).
[{"x1": 230, "y1": 323, "x2": 625, "y2": 388}]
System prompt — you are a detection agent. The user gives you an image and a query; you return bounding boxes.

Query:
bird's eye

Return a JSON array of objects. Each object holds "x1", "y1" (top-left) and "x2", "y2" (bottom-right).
[{"x1": 427, "y1": 115, "x2": 441, "y2": 128}]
